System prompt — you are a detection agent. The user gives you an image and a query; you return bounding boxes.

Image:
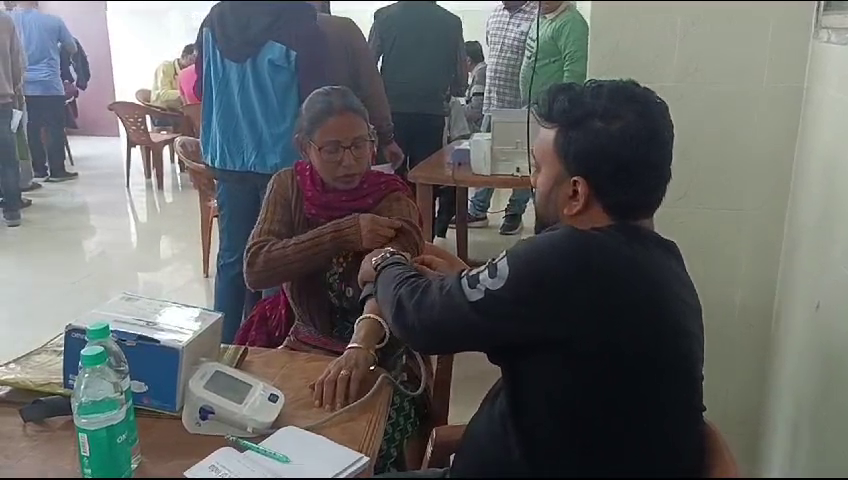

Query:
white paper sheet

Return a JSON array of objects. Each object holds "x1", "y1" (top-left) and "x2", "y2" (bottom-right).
[
  {"x1": 10, "y1": 109, "x2": 23, "y2": 133},
  {"x1": 184, "y1": 447, "x2": 277, "y2": 479},
  {"x1": 184, "y1": 427, "x2": 370, "y2": 479}
]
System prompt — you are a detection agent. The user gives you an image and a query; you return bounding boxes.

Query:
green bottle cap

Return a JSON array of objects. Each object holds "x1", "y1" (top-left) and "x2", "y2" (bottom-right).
[
  {"x1": 80, "y1": 346, "x2": 108, "y2": 368},
  {"x1": 86, "y1": 322, "x2": 112, "y2": 341}
]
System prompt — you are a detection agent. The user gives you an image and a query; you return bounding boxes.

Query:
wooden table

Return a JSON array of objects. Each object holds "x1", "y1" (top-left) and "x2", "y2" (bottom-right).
[
  {"x1": 408, "y1": 142, "x2": 531, "y2": 262},
  {"x1": 0, "y1": 349, "x2": 392, "y2": 478}
]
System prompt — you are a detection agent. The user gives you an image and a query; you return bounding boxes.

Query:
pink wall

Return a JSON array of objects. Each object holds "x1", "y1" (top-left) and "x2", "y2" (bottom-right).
[{"x1": 41, "y1": 1, "x2": 118, "y2": 137}]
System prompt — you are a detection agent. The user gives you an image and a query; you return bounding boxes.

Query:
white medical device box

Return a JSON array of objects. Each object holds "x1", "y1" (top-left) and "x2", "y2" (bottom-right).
[
  {"x1": 182, "y1": 361, "x2": 284, "y2": 437},
  {"x1": 63, "y1": 293, "x2": 223, "y2": 414},
  {"x1": 470, "y1": 108, "x2": 539, "y2": 177}
]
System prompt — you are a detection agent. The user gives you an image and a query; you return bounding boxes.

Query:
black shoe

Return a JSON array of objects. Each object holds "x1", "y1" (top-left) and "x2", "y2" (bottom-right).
[
  {"x1": 499, "y1": 214, "x2": 523, "y2": 236},
  {"x1": 33, "y1": 171, "x2": 48, "y2": 180},
  {"x1": 21, "y1": 182, "x2": 43, "y2": 192},
  {"x1": 449, "y1": 211, "x2": 489, "y2": 229},
  {"x1": 4, "y1": 212, "x2": 21, "y2": 227},
  {"x1": 46, "y1": 172, "x2": 79, "y2": 183}
]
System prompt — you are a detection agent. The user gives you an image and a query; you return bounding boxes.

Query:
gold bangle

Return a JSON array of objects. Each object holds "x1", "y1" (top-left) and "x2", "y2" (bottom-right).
[
  {"x1": 345, "y1": 342, "x2": 378, "y2": 366},
  {"x1": 354, "y1": 314, "x2": 390, "y2": 349}
]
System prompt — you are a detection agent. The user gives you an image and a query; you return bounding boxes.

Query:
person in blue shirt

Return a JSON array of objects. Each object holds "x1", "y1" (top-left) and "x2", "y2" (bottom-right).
[
  {"x1": 10, "y1": 1, "x2": 78, "y2": 182},
  {"x1": 194, "y1": 0, "x2": 330, "y2": 343}
]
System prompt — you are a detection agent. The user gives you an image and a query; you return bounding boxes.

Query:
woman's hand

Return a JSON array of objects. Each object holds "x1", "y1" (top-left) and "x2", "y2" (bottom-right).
[
  {"x1": 415, "y1": 243, "x2": 469, "y2": 275},
  {"x1": 359, "y1": 214, "x2": 403, "y2": 250},
  {"x1": 310, "y1": 348, "x2": 376, "y2": 411}
]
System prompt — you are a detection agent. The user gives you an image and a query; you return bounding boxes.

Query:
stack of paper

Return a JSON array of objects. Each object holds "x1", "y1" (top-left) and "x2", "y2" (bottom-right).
[{"x1": 184, "y1": 426, "x2": 370, "y2": 478}]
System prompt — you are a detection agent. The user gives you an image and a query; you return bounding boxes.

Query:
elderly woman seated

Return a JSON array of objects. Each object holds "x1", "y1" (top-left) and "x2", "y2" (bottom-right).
[{"x1": 241, "y1": 86, "x2": 426, "y2": 473}]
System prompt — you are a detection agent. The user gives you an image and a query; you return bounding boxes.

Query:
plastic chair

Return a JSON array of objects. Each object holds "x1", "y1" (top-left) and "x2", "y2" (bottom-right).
[
  {"x1": 38, "y1": 128, "x2": 74, "y2": 167},
  {"x1": 135, "y1": 88, "x2": 187, "y2": 134},
  {"x1": 134, "y1": 88, "x2": 152, "y2": 105},
  {"x1": 174, "y1": 137, "x2": 217, "y2": 278},
  {"x1": 421, "y1": 420, "x2": 739, "y2": 477},
  {"x1": 108, "y1": 101, "x2": 180, "y2": 190},
  {"x1": 404, "y1": 353, "x2": 454, "y2": 468},
  {"x1": 181, "y1": 103, "x2": 202, "y2": 138}
]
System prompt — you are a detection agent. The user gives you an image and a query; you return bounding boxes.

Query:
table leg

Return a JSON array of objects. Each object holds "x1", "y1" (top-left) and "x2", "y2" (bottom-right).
[
  {"x1": 455, "y1": 187, "x2": 469, "y2": 263},
  {"x1": 417, "y1": 184, "x2": 434, "y2": 241}
]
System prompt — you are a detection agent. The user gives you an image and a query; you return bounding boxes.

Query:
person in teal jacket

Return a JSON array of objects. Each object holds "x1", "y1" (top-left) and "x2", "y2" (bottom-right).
[{"x1": 520, "y1": 1, "x2": 588, "y2": 104}]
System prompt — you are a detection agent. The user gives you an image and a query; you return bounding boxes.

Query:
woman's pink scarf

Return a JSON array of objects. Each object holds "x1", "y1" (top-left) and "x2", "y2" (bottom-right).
[{"x1": 234, "y1": 162, "x2": 411, "y2": 348}]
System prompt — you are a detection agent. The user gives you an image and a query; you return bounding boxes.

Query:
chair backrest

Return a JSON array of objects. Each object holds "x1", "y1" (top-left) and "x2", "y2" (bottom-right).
[
  {"x1": 181, "y1": 103, "x2": 202, "y2": 138},
  {"x1": 174, "y1": 136, "x2": 216, "y2": 205},
  {"x1": 108, "y1": 101, "x2": 154, "y2": 145},
  {"x1": 706, "y1": 421, "x2": 738, "y2": 478},
  {"x1": 429, "y1": 355, "x2": 454, "y2": 428},
  {"x1": 135, "y1": 88, "x2": 152, "y2": 105}
]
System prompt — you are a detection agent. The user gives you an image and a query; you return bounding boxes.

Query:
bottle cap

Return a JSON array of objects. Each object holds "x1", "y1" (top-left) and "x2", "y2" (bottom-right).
[
  {"x1": 86, "y1": 322, "x2": 112, "y2": 341},
  {"x1": 80, "y1": 346, "x2": 108, "y2": 368}
]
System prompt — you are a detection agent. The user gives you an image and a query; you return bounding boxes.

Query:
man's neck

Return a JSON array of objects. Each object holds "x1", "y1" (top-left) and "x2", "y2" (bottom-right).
[
  {"x1": 566, "y1": 217, "x2": 655, "y2": 232},
  {"x1": 544, "y1": 2, "x2": 570, "y2": 19}
]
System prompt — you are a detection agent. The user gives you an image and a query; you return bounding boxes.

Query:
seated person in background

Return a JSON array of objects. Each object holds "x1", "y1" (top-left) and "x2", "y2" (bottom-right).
[
  {"x1": 242, "y1": 86, "x2": 427, "y2": 473},
  {"x1": 150, "y1": 43, "x2": 195, "y2": 111},
  {"x1": 177, "y1": 60, "x2": 199, "y2": 104},
  {"x1": 361, "y1": 80, "x2": 707, "y2": 478},
  {"x1": 463, "y1": 40, "x2": 485, "y2": 132},
  {"x1": 446, "y1": 97, "x2": 470, "y2": 143}
]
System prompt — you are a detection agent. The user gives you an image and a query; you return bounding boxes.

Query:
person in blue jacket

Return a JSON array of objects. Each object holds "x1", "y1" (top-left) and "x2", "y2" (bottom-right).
[{"x1": 194, "y1": 1, "x2": 329, "y2": 343}]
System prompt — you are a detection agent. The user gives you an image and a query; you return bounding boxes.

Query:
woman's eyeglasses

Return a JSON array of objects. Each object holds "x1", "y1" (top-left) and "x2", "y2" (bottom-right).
[{"x1": 310, "y1": 137, "x2": 375, "y2": 163}]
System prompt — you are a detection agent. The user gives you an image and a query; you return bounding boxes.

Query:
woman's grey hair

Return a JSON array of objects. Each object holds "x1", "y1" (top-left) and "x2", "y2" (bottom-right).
[{"x1": 296, "y1": 86, "x2": 371, "y2": 140}]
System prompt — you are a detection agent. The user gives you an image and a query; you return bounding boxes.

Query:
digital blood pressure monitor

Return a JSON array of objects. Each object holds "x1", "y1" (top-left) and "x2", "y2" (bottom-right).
[{"x1": 181, "y1": 362, "x2": 284, "y2": 437}]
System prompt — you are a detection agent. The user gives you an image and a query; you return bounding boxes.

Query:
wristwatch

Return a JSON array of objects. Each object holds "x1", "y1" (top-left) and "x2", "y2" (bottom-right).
[{"x1": 370, "y1": 247, "x2": 407, "y2": 273}]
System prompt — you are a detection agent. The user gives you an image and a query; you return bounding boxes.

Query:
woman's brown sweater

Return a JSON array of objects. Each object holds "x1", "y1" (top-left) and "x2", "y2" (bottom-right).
[{"x1": 244, "y1": 168, "x2": 423, "y2": 337}]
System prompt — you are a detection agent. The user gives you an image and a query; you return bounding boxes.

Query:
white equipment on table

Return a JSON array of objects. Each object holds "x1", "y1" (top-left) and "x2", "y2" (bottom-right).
[
  {"x1": 470, "y1": 108, "x2": 539, "y2": 177},
  {"x1": 182, "y1": 362, "x2": 284, "y2": 437}
]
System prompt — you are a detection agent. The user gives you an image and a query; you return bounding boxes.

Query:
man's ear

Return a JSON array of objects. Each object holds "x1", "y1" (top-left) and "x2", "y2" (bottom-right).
[{"x1": 561, "y1": 175, "x2": 589, "y2": 216}]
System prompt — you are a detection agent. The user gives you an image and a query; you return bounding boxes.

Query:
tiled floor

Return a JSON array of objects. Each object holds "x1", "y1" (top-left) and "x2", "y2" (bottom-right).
[{"x1": 0, "y1": 136, "x2": 534, "y2": 424}]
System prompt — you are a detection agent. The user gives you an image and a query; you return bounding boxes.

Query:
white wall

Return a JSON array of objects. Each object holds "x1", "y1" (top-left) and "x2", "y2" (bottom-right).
[
  {"x1": 585, "y1": 1, "x2": 814, "y2": 474},
  {"x1": 764, "y1": 38, "x2": 848, "y2": 477},
  {"x1": 105, "y1": 1, "x2": 502, "y2": 104}
]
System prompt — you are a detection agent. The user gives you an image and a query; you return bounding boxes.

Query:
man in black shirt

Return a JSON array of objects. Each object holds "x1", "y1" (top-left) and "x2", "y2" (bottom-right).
[
  {"x1": 360, "y1": 79, "x2": 707, "y2": 477},
  {"x1": 368, "y1": 1, "x2": 466, "y2": 240}
]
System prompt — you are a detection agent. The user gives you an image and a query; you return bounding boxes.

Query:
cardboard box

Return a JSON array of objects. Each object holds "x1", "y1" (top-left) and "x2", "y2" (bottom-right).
[{"x1": 63, "y1": 293, "x2": 223, "y2": 414}]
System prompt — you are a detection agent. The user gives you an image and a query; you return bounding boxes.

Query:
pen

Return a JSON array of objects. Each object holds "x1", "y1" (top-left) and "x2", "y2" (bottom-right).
[{"x1": 225, "y1": 435, "x2": 292, "y2": 465}]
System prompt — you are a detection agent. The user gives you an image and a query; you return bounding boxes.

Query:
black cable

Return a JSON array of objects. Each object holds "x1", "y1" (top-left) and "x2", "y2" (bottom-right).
[{"x1": 525, "y1": 1, "x2": 541, "y2": 201}]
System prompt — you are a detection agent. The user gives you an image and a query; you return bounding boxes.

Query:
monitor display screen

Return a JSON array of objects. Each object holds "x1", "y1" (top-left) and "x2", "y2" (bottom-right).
[{"x1": 204, "y1": 370, "x2": 252, "y2": 405}]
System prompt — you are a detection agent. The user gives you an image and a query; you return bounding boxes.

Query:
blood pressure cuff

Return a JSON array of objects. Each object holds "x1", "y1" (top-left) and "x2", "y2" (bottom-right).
[{"x1": 359, "y1": 283, "x2": 376, "y2": 310}]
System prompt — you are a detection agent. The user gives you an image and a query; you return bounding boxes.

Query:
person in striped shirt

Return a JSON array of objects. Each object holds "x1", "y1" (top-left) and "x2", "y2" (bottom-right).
[{"x1": 460, "y1": 1, "x2": 538, "y2": 236}]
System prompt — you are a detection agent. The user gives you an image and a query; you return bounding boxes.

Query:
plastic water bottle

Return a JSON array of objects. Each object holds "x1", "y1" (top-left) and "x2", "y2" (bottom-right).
[
  {"x1": 72, "y1": 346, "x2": 133, "y2": 478},
  {"x1": 84, "y1": 323, "x2": 141, "y2": 469}
]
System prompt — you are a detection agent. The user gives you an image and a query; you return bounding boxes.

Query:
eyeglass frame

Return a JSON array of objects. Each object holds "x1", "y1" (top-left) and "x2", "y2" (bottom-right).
[{"x1": 307, "y1": 127, "x2": 378, "y2": 164}]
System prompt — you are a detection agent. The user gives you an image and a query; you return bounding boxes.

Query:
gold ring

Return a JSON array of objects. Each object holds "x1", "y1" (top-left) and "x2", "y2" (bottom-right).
[{"x1": 339, "y1": 370, "x2": 351, "y2": 377}]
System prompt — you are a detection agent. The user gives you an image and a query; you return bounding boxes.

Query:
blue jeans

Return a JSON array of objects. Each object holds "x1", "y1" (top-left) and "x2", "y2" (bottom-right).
[
  {"x1": 469, "y1": 187, "x2": 532, "y2": 217},
  {"x1": 214, "y1": 172, "x2": 272, "y2": 344},
  {"x1": 0, "y1": 104, "x2": 22, "y2": 218}
]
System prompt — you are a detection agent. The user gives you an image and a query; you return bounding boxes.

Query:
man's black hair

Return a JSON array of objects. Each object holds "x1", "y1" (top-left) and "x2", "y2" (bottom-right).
[
  {"x1": 181, "y1": 43, "x2": 196, "y2": 57},
  {"x1": 533, "y1": 79, "x2": 674, "y2": 222},
  {"x1": 465, "y1": 41, "x2": 484, "y2": 64}
]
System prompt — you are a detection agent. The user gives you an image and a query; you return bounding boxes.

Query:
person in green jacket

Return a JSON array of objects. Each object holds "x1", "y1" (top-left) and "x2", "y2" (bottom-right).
[{"x1": 519, "y1": 1, "x2": 588, "y2": 105}]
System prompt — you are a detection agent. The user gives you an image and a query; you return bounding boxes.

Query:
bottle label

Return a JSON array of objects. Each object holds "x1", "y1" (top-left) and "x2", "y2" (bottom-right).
[
  {"x1": 123, "y1": 384, "x2": 139, "y2": 451},
  {"x1": 76, "y1": 418, "x2": 132, "y2": 478}
]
